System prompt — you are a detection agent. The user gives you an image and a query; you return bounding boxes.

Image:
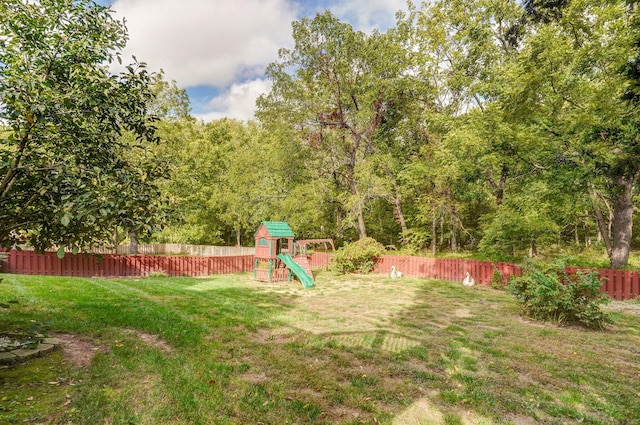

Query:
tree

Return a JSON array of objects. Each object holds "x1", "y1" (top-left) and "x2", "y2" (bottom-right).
[
  {"x1": 500, "y1": 0, "x2": 640, "y2": 267},
  {"x1": 257, "y1": 12, "x2": 411, "y2": 241},
  {"x1": 399, "y1": 0, "x2": 640, "y2": 266},
  {"x1": 151, "y1": 119, "x2": 227, "y2": 245},
  {"x1": 0, "y1": 0, "x2": 163, "y2": 253},
  {"x1": 153, "y1": 118, "x2": 294, "y2": 246},
  {"x1": 396, "y1": 0, "x2": 529, "y2": 253}
]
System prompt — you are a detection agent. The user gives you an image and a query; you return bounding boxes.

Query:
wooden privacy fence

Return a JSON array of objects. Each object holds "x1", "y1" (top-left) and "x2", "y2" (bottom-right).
[
  {"x1": 565, "y1": 267, "x2": 640, "y2": 302},
  {"x1": 308, "y1": 252, "x2": 333, "y2": 269},
  {"x1": 91, "y1": 244, "x2": 256, "y2": 256},
  {"x1": 2, "y1": 250, "x2": 639, "y2": 300},
  {"x1": 1, "y1": 250, "x2": 254, "y2": 277},
  {"x1": 310, "y1": 253, "x2": 640, "y2": 301},
  {"x1": 372, "y1": 256, "x2": 521, "y2": 284}
]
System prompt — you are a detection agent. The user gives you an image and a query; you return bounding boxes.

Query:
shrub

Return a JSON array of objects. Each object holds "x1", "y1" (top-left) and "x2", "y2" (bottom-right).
[
  {"x1": 333, "y1": 237, "x2": 385, "y2": 274},
  {"x1": 508, "y1": 258, "x2": 612, "y2": 330},
  {"x1": 148, "y1": 270, "x2": 168, "y2": 278},
  {"x1": 490, "y1": 267, "x2": 507, "y2": 290}
]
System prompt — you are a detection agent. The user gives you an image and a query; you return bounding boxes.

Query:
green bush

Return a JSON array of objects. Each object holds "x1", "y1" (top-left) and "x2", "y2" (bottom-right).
[
  {"x1": 508, "y1": 258, "x2": 612, "y2": 330},
  {"x1": 490, "y1": 267, "x2": 507, "y2": 290},
  {"x1": 333, "y1": 237, "x2": 385, "y2": 274}
]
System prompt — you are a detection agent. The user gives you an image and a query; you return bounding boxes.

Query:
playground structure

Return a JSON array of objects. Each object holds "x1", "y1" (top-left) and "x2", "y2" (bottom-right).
[{"x1": 253, "y1": 221, "x2": 334, "y2": 288}]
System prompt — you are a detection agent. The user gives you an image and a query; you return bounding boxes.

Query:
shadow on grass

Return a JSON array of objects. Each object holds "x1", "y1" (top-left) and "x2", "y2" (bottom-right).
[
  {"x1": 382, "y1": 278, "x2": 640, "y2": 424},
  {"x1": 2, "y1": 273, "x2": 639, "y2": 424}
]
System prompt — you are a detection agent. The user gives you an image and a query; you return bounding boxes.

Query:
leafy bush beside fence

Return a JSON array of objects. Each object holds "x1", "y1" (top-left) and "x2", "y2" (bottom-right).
[
  {"x1": 333, "y1": 237, "x2": 385, "y2": 273},
  {"x1": 508, "y1": 258, "x2": 612, "y2": 330}
]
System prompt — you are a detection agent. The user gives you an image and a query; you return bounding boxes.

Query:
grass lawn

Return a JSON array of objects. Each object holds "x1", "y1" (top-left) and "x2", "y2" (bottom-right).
[{"x1": 1, "y1": 271, "x2": 639, "y2": 425}]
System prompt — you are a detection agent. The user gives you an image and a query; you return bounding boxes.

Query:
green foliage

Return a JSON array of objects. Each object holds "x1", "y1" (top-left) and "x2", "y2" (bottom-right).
[
  {"x1": 36, "y1": 0, "x2": 632, "y2": 268},
  {"x1": 508, "y1": 258, "x2": 612, "y2": 330},
  {"x1": 257, "y1": 11, "x2": 415, "y2": 242},
  {"x1": 153, "y1": 118, "x2": 304, "y2": 246},
  {"x1": 478, "y1": 183, "x2": 560, "y2": 258},
  {"x1": 400, "y1": 228, "x2": 430, "y2": 255},
  {"x1": 333, "y1": 237, "x2": 385, "y2": 273},
  {"x1": 490, "y1": 267, "x2": 507, "y2": 290},
  {"x1": 0, "y1": 0, "x2": 163, "y2": 252}
]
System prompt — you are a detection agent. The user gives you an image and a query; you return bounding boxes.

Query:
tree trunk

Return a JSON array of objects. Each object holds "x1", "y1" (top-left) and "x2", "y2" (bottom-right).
[
  {"x1": 488, "y1": 164, "x2": 508, "y2": 205},
  {"x1": 431, "y1": 214, "x2": 437, "y2": 256},
  {"x1": 584, "y1": 221, "x2": 591, "y2": 247},
  {"x1": 236, "y1": 228, "x2": 241, "y2": 247},
  {"x1": 392, "y1": 195, "x2": 408, "y2": 233},
  {"x1": 450, "y1": 213, "x2": 457, "y2": 253},
  {"x1": 594, "y1": 206, "x2": 612, "y2": 256},
  {"x1": 383, "y1": 167, "x2": 408, "y2": 236},
  {"x1": 349, "y1": 179, "x2": 367, "y2": 239},
  {"x1": 450, "y1": 229, "x2": 457, "y2": 252},
  {"x1": 356, "y1": 206, "x2": 367, "y2": 239},
  {"x1": 129, "y1": 231, "x2": 139, "y2": 255},
  {"x1": 591, "y1": 191, "x2": 612, "y2": 257},
  {"x1": 609, "y1": 176, "x2": 636, "y2": 269}
]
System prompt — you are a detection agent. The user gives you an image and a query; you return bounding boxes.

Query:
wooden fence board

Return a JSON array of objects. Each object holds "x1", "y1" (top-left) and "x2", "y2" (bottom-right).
[{"x1": 90, "y1": 243, "x2": 256, "y2": 256}]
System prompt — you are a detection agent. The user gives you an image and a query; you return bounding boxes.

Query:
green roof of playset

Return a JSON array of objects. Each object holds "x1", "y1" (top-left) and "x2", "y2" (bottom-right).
[{"x1": 256, "y1": 221, "x2": 295, "y2": 238}]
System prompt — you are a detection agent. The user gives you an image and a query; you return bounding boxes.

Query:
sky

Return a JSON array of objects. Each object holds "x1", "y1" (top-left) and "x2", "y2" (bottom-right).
[{"x1": 98, "y1": 0, "x2": 408, "y2": 121}]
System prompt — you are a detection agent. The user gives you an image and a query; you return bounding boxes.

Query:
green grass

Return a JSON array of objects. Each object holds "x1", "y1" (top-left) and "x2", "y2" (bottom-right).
[{"x1": 1, "y1": 271, "x2": 639, "y2": 424}]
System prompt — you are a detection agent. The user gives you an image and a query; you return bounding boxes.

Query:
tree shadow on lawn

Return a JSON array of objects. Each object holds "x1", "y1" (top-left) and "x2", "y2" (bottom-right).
[
  {"x1": 384, "y1": 279, "x2": 640, "y2": 425},
  {"x1": 3, "y1": 273, "x2": 639, "y2": 425},
  {"x1": 240, "y1": 272, "x2": 640, "y2": 424}
]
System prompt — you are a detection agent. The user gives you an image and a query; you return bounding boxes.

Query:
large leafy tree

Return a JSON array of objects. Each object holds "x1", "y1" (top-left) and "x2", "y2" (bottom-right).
[
  {"x1": 0, "y1": 0, "x2": 163, "y2": 253},
  {"x1": 154, "y1": 118, "x2": 295, "y2": 246},
  {"x1": 152, "y1": 119, "x2": 228, "y2": 245},
  {"x1": 257, "y1": 12, "x2": 412, "y2": 241},
  {"x1": 396, "y1": 0, "x2": 530, "y2": 253},
  {"x1": 399, "y1": 0, "x2": 640, "y2": 267},
  {"x1": 500, "y1": 0, "x2": 640, "y2": 267}
]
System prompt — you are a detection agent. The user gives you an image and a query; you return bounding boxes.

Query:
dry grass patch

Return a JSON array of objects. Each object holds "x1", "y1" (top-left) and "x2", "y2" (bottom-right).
[
  {"x1": 122, "y1": 329, "x2": 173, "y2": 353},
  {"x1": 51, "y1": 332, "x2": 108, "y2": 368}
]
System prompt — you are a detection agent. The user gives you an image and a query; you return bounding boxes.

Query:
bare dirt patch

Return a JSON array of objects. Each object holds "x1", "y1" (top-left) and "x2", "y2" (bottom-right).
[
  {"x1": 123, "y1": 329, "x2": 173, "y2": 352},
  {"x1": 50, "y1": 332, "x2": 108, "y2": 368},
  {"x1": 253, "y1": 328, "x2": 294, "y2": 344}
]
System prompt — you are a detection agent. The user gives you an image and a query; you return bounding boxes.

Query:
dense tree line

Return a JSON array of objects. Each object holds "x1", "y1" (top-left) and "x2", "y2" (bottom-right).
[
  {"x1": 2, "y1": 0, "x2": 638, "y2": 268},
  {"x1": 153, "y1": 0, "x2": 639, "y2": 268}
]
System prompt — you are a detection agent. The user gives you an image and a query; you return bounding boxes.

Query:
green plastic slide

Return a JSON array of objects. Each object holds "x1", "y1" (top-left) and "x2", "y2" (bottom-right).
[{"x1": 277, "y1": 254, "x2": 314, "y2": 288}]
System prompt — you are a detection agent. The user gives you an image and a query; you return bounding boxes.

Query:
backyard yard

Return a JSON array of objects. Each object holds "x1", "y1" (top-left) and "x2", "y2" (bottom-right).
[{"x1": 0, "y1": 271, "x2": 639, "y2": 424}]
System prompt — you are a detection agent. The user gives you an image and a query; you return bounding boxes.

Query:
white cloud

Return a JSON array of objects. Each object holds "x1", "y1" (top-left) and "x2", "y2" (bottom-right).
[
  {"x1": 329, "y1": 0, "x2": 406, "y2": 33},
  {"x1": 106, "y1": 0, "x2": 408, "y2": 121},
  {"x1": 193, "y1": 78, "x2": 272, "y2": 122},
  {"x1": 111, "y1": 0, "x2": 297, "y2": 87}
]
